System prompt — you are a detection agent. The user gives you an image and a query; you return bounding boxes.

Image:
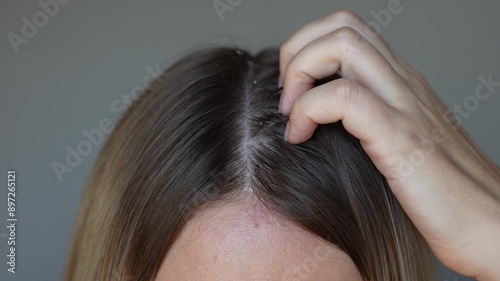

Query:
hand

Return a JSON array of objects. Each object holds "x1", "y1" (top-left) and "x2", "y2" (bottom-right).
[{"x1": 279, "y1": 10, "x2": 500, "y2": 280}]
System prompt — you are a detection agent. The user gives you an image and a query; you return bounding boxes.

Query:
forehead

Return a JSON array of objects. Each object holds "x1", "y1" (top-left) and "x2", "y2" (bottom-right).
[{"x1": 155, "y1": 194, "x2": 362, "y2": 281}]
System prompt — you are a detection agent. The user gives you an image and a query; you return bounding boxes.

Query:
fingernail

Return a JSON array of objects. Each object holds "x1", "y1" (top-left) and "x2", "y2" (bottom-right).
[{"x1": 284, "y1": 121, "x2": 290, "y2": 142}]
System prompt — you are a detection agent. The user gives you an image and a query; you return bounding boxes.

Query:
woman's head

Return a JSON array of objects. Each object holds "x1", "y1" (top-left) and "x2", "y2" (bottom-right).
[{"x1": 64, "y1": 47, "x2": 435, "y2": 281}]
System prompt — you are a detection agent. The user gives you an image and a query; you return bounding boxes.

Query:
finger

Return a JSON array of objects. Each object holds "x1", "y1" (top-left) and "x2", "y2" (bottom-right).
[
  {"x1": 285, "y1": 78, "x2": 397, "y2": 146},
  {"x1": 279, "y1": 10, "x2": 405, "y2": 83},
  {"x1": 280, "y1": 27, "x2": 408, "y2": 116}
]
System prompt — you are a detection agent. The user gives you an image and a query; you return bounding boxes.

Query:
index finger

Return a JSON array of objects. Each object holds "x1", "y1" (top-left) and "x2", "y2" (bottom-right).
[
  {"x1": 279, "y1": 10, "x2": 404, "y2": 84},
  {"x1": 280, "y1": 27, "x2": 407, "y2": 116}
]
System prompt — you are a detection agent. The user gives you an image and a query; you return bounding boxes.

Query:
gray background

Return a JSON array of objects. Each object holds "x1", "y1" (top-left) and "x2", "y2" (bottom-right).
[{"x1": 1, "y1": 0, "x2": 499, "y2": 280}]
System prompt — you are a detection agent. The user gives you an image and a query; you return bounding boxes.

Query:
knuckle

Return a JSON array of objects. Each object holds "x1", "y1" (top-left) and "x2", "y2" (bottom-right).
[
  {"x1": 285, "y1": 58, "x2": 311, "y2": 83},
  {"x1": 333, "y1": 79, "x2": 359, "y2": 103},
  {"x1": 280, "y1": 41, "x2": 294, "y2": 66},
  {"x1": 280, "y1": 40, "x2": 291, "y2": 57},
  {"x1": 294, "y1": 68, "x2": 310, "y2": 81},
  {"x1": 327, "y1": 9, "x2": 357, "y2": 24},
  {"x1": 333, "y1": 27, "x2": 366, "y2": 55}
]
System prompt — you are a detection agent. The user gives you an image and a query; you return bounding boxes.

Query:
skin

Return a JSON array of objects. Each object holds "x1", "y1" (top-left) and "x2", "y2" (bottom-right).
[
  {"x1": 279, "y1": 10, "x2": 500, "y2": 281},
  {"x1": 155, "y1": 193, "x2": 363, "y2": 281}
]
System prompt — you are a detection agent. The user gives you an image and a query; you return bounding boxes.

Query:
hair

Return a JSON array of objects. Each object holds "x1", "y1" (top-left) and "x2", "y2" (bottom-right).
[{"x1": 63, "y1": 47, "x2": 436, "y2": 281}]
